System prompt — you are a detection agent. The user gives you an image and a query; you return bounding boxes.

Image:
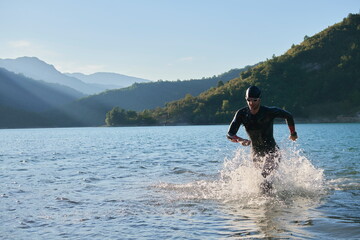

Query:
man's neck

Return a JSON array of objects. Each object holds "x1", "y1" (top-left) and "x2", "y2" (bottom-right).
[{"x1": 249, "y1": 106, "x2": 260, "y2": 115}]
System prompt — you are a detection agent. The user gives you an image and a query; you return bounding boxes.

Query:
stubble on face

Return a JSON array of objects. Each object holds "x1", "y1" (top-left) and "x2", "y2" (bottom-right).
[{"x1": 247, "y1": 98, "x2": 261, "y2": 114}]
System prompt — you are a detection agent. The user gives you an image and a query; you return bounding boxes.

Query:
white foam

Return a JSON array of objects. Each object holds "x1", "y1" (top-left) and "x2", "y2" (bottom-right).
[{"x1": 156, "y1": 145, "x2": 326, "y2": 207}]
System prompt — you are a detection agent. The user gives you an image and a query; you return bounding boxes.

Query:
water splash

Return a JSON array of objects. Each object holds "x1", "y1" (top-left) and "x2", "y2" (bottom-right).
[{"x1": 156, "y1": 145, "x2": 326, "y2": 207}]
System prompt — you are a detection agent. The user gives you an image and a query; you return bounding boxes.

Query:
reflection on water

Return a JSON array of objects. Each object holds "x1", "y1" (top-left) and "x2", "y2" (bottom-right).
[{"x1": 219, "y1": 196, "x2": 323, "y2": 239}]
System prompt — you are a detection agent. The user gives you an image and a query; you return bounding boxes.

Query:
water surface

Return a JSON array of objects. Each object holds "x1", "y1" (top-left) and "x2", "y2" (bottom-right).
[{"x1": 1, "y1": 124, "x2": 359, "y2": 239}]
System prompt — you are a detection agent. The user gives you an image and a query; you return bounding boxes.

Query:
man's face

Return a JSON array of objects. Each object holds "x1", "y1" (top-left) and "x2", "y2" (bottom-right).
[{"x1": 246, "y1": 97, "x2": 261, "y2": 111}]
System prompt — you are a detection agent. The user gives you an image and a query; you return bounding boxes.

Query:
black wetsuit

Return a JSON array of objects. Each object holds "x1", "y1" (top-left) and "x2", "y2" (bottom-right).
[{"x1": 227, "y1": 106, "x2": 295, "y2": 177}]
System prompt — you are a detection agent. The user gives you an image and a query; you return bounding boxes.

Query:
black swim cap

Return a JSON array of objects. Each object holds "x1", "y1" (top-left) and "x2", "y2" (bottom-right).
[{"x1": 245, "y1": 86, "x2": 261, "y2": 98}]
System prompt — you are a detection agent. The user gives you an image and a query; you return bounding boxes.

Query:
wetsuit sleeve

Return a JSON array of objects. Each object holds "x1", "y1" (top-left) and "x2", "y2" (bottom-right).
[
  {"x1": 227, "y1": 110, "x2": 242, "y2": 138},
  {"x1": 271, "y1": 107, "x2": 296, "y2": 133}
]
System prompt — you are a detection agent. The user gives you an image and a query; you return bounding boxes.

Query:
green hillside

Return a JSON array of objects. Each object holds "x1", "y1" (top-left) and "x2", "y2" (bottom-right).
[{"x1": 106, "y1": 13, "x2": 360, "y2": 126}]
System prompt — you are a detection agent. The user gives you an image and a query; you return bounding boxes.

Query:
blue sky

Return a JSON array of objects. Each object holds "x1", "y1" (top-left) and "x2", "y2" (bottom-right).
[{"x1": 0, "y1": 0, "x2": 359, "y2": 81}]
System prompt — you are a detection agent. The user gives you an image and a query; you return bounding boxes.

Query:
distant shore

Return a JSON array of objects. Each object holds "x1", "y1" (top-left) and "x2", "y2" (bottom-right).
[
  {"x1": 294, "y1": 115, "x2": 360, "y2": 124},
  {"x1": 0, "y1": 115, "x2": 359, "y2": 130}
]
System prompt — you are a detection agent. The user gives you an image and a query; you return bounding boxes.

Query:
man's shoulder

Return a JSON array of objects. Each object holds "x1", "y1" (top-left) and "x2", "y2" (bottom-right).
[
  {"x1": 236, "y1": 106, "x2": 249, "y2": 114},
  {"x1": 262, "y1": 106, "x2": 282, "y2": 112},
  {"x1": 262, "y1": 105, "x2": 292, "y2": 117}
]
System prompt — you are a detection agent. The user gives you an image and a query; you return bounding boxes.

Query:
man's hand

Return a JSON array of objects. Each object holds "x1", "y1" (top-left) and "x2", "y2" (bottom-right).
[
  {"x1": 228, "y1": 135, "x2": 251, "y2": 146},
  {"x1": 289, "y1": 132, "x2": 298, "y2": 141}
]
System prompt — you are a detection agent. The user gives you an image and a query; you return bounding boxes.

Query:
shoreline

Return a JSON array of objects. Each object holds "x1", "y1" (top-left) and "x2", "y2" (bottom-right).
[{"x1": 1, "y1": 119, "x2": 359, "y2": 130}]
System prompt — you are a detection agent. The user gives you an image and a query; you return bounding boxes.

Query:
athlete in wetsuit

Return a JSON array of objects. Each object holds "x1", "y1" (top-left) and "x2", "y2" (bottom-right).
[{"x1": 227, "y1": 86, "x2": 298, "y2": 182}]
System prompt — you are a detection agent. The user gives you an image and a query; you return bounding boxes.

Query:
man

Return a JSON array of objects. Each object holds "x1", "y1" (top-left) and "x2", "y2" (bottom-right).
[{"x1": 227, "y1": 86, "x2": 298, "y2": 191}]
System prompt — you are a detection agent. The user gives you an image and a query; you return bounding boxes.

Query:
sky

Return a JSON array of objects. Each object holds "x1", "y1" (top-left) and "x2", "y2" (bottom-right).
[{"x1": 0, "y1": 0, "x2": 359, "y2": 81}]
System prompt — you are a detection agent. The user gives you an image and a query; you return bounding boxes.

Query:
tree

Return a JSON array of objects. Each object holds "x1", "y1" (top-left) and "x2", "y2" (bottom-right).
[
  {"x1": 105, "y1": 107, "x2": 126, "y2": 126},
  {"x1": 222, "y1": 100, "x2": 230, "y2": 111},
  {"x1": 217, "y1": 80, "x2": 224, "y2": 87}
]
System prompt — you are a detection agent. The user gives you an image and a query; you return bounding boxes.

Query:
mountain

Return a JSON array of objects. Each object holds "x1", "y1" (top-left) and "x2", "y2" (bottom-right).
[
  {"x1": 66, "y1": 72, "x2": 150, "y2": 89},
  {"x1": 0, "y1": 105, "x2": 52, "y2": 128},
  {"x1": 0, "y1": 57, "x2": 108, "y2": 94},
  {"x1": 0, "y1": 67, "x2": 83, "y2": 112},
  {"x1": 46, "y1": 67, "x2": 251, "y2": 127},
  {"x1": 106, "y1": 13, "x2": 360, "y2": 126}
]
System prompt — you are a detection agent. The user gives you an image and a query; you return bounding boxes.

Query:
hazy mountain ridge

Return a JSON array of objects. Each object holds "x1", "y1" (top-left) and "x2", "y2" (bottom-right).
[
  {"x1": 0, "y1": 57, "x2": 151, "y2": 94},
  {"x1": 0, "y1": 67, "x2": 83, "y2": 112},
  {"x1": 66, "y1": 72, "x2": 150, "y2": 88},
  {"x1": 0, "y1": 57, "x2": 100, "y2": 94}
]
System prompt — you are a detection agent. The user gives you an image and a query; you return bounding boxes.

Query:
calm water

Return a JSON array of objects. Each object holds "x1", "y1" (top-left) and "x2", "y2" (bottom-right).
[{"x1": 1, "y1": 124, "x2": 359, "y2": 239}]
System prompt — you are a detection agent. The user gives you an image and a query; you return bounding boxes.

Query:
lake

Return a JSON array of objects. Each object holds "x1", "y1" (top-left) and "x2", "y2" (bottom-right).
[{"x1": 1, "y1": 123, "x2": 359, "y2": 239}]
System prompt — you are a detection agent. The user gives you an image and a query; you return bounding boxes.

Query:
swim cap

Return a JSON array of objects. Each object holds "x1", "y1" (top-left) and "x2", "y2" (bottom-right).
[{"x1": 245, "y1": 86, "x2": 261, "y2": 98}]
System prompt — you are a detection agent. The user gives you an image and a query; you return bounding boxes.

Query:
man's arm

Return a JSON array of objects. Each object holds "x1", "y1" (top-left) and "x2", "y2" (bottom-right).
[
  {"x1": 227, "y1": 110, "x2": 241, "y2": 138},
  {"x1": 271, "y1": 107, "x2": 298, "y2": 141},
  {"x1": 227, "y1": 110, "x2": 251, "y2": 146}
]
